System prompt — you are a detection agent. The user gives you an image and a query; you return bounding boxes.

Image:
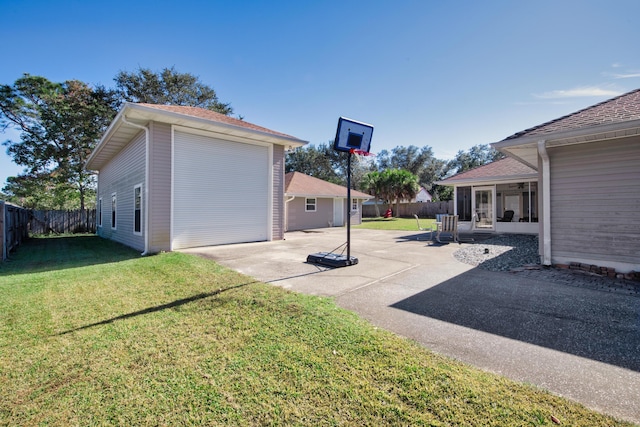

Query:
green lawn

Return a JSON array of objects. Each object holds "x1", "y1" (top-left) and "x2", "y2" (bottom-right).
[
  {"x1": 356, "y1": 216, "x2": 436, "y2": 231},
  {"x1": 0, "y1": 236, "x2": 632, "y2": 426}
]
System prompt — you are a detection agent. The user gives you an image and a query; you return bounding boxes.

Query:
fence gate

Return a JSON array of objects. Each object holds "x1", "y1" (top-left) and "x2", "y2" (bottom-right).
[{"x1": 1, "y1": 201, "x2": 30, "y2": 261}]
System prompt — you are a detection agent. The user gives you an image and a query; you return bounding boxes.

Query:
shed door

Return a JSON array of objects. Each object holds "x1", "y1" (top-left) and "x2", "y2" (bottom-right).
[
  {"x1": 333, "y1": 198, "x2": 344, "y2": 227},
  {"x1": 172, "y1": 130, "x2": 271, "y2": 249}
]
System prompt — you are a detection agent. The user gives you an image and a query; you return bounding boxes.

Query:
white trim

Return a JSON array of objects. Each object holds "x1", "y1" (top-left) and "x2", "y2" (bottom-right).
[
  {"x1": 128, "y1": 103, "x2": 307, "y2": 146},
  {"x1": 170, "y1": 125, "x2": 175, "y2": 251},
  {"x1": 267, "y1": 144, "x2": 273, "y2": 241},
  {"x1": 284, "y1": 195, "x2": 295, "y2": 232},
  {"x1": 86, "y1": 103, "x2": 307, "y2": 171},
  {"x1": 493, "y1": 119, "x2": 640, "y2": 149},
  {"x1": 472, "y1": 185, "x2": 496, "y2": 232},
  {"x1": 538, "y1": 140, "x2": 551, "y2": 266},
  {"x1": 172, "y1": 124, "x2": 282, "y2": 149},
  {"x1": 305, "y1": 198, "x2": 317, "y2": 212}
]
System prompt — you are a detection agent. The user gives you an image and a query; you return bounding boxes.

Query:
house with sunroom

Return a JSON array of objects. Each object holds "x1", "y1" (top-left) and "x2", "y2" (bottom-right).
[
  {"x1": 284, "y1": 172, "x2": 373, "y2": 231},
  {"x1": 492, "y1": 88, "x2": 640, "y2": 274},
  {"x1": 441, "y1": 88, "x2": 640, "y2": 274},
  {"x1": 436, "y1": 157, "x2": 539, "y2": 235},
  {"x1": 85, "y1": 103, "x2": 307, "y2": 253}
]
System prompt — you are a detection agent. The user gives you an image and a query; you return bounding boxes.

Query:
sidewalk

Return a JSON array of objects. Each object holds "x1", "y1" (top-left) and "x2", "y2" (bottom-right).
[{"x1": 182, "y1": 227, "x2": 640, "y2": 424}]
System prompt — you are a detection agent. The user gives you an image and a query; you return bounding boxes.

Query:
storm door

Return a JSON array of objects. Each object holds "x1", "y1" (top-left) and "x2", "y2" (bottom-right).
[{"x1": 473, "y1": 187, "x2": 495, "y2": 231}]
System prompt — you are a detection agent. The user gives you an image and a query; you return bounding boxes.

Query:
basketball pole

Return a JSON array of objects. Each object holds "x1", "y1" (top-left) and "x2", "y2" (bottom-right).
[
  {"x1": 346, "y1": 149, "x2": 352, "y2": 260},
  {"x1": 306, "y1": 117, "x2": 372, "y2": 268}
]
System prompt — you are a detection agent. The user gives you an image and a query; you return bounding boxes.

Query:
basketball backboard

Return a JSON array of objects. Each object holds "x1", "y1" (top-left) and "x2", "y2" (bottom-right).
[{"x1": 333, "y1": 117, "x2": 374, "y2": 153}]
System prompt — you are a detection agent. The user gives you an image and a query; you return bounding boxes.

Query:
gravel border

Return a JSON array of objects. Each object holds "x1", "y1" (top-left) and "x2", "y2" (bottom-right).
[
  {"x1": 453, "y1": 234, "x2": 640, "y2": 296},
  {"x1": 453, "y1": 234, "x2": 540, "y2": 272}
]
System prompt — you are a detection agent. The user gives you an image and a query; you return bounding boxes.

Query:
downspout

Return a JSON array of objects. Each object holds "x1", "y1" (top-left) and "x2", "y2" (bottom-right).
[
  {"x1": 284, "y1": 196, "x2": 295, "y2": 232},
  {"x1": 122, "y1": 116, "x2": 150, "y2": 256},
  {"x1": 537, "y1": 140, "x2": 551, "y2": 266}
]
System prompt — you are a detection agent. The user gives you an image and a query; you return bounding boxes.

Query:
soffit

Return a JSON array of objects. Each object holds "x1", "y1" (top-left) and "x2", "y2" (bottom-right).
[{"x1": 86, "y1": 103, "x2": 308, "y2": 171}]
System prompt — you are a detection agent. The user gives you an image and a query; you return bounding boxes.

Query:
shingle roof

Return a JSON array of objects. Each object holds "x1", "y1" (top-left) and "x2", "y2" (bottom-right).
[
  {"x1": 502, "y1": 88, "x2": 640, "y2": 141},
  {"x1": 137, "y1": 103, "x2": 301, "y2": 140},
  {"x1": 438, "y1": 157, "x2": 537, "y2": 184},
  {"x1": 285, "y1": 172, "x2": 373, "y2": 199}
]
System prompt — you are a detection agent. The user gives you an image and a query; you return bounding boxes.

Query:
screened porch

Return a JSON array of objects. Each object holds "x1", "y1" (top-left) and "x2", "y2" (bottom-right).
[{"x1": 454, "y1": 181, "x2": 538, "y2": 235}]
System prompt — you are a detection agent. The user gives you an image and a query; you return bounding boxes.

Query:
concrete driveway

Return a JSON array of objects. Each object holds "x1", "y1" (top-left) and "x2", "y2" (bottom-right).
[{"x1": 182, "y1": 227, "x2": 640, "y2": 424}]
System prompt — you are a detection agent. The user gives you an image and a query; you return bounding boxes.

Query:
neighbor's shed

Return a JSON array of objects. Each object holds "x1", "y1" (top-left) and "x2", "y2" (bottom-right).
[
  {"x1": 284, "y1": 172, "x2": 373, "y2": 231},
  {"x1": 85, "y1": 103, "x2": 307, "y2": 253}
]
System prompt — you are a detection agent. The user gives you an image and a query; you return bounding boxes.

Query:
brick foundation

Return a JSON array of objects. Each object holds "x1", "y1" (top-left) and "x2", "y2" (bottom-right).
[{"x1": 559, "y1": 262, "x2": 640, "y2": 282}]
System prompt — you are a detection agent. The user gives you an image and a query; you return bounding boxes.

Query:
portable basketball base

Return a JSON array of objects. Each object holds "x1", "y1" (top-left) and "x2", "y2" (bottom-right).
[{"x1": 307, "y1": 117, "x2": 373, "y2": 268}]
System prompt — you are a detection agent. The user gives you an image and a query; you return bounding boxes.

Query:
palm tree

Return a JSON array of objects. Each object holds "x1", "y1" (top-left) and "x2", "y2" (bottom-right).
[
  {"x1": 380, "y1": 169, "x2": 419, "y2": 217},
  {"x1": 360, "y1": 171, "x2": 383, "y2": 217}
]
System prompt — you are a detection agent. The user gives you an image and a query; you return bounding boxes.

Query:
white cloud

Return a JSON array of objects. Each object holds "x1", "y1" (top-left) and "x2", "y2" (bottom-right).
[
  {"x1": 533, "y1": 86, "x2": 622, "y2": 99},
  {"x1": 611, "y1": 63, "x2": 622, "y2": 68},
  {"x1": 611, "y1": 72, "x2": 640, "y2": 79}
]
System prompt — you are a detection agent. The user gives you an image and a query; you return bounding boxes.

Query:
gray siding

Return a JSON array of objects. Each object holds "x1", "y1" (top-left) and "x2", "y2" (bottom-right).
[
  {"x1": 549, "y1": 136, "x2": 640, "y2": 270},
  {"x1": 272, "y1": 145, "x2": 285, "y2": 240},
  {"x1": 287, "y1": 197, "x2": 334, "y2": 231},
  {"x1": 148, "y1": 122, "x2": 172, "y2": 252},
  {"x1": 97, "y1": 131, "x2": 146, "y2": 251}
]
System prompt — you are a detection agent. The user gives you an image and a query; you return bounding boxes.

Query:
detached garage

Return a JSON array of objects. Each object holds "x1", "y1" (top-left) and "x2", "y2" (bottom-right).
[{"x1": 86, "y1": 103, "x2": 307, "y2": 253}]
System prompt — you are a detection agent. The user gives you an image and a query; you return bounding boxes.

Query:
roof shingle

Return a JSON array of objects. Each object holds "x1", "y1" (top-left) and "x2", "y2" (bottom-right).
[
  {"x1": 285, "y1": 172, "x2": 372, "y2": 198},
  {"x1": 502, "y1": 88, "x2": 640, "y2": 141},
  {"x1": 137, "y1": 103, "x2": 302, "y2": 140},
  {"x1": 439, "y1": 157, "x2": 537, "y2": 184}
]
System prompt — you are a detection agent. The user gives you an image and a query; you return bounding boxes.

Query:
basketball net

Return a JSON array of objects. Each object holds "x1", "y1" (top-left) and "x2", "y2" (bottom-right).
[{"x1": 349, "y1": 148, "x2": 375, "y2": 156}]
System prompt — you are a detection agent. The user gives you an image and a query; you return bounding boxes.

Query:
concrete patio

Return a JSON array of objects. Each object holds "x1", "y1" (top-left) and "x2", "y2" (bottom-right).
[{"x1": 182, "y1": 227, "x2": 640, "y2": 424}]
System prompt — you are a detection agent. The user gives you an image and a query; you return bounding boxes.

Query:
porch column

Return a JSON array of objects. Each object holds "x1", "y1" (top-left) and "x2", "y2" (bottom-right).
[{"x1": 538, "y1": 140, "x2": 551, "y2": 266}]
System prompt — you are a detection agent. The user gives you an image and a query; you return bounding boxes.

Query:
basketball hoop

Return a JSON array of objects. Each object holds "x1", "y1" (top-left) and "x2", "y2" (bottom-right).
[
  {"x1": 349, "y1": 148, "x2": 375, "y2": 157},
  {"x1": 333, "y1": 117, "x2": 374, "y2": 153},
  {"x1": 307, "y1": 117, "x2": 374, "y2": 268}
]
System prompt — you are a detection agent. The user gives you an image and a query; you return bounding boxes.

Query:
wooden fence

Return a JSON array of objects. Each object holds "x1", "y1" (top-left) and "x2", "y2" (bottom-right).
[
  {"x1": 362, "y1": 201, "x2": 454, "y2": 219},
  {"x1": 29, "y1": 209, "x2": 97, "y2": 235},
  {"x1": 1, "y1": 201, "x2": 30, "y2": 261}
]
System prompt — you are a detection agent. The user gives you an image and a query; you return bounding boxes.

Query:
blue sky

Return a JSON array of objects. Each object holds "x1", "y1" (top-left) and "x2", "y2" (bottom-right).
[{"x1": 1, "y1": 0, "x2": 639, "y2": 188}]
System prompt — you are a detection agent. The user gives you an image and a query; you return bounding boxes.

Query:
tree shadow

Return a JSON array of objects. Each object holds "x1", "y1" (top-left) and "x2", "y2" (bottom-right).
[
  {"x1": 0, "y1": 235, "x2": 140, "y2": 276},
  {"x1": 390, "y1": 266, "x2": 640, "y2": 372},
  {"x1": 56, "y1": 281, "x2": 255, "y2": 336}
]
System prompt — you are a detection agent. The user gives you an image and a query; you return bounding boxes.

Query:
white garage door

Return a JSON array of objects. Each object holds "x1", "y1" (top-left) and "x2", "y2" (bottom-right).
[{"x1": 172, "y1": 129, "x2": 270, "y2": 249}]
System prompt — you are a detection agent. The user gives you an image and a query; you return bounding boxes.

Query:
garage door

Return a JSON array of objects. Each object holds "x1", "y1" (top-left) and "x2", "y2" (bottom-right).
[{"x1": 172, "y1": 129, "x2": 270, "y2": 249}]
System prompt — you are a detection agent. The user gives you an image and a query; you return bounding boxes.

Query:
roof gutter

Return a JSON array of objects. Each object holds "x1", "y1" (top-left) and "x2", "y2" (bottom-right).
[
  {"x1": 128, "y1": 103, "x2": 308, "y2": 147},
  {"x1": 121, "y1": 115, "x2": 150, "y2": 256},
  {"x1": 537, "y1": 140, "x2": 551, "y2": 266},
  {"x1": 284, "y1": 196, "x2": 295, "y2": 232},
  {"x1": 494, "y1": 118, "x2": 640, "y2": 149}
]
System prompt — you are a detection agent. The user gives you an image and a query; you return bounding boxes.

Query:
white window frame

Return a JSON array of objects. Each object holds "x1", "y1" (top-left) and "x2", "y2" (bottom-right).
[
  {"x1": 98, "y1": 197, "x2": 102, "y2": 228},
  {"x1": 111, "y1": 192, "x2": 117, "y2": 230},
  {"x1": 351, "y1": 198, "x2": 358, "y2": 212},
  {"x1": 133, "y1": 184, "x2": 142, "y2": 236},
  {"x1": 305, "y1": 197, "x2": 317, "y2": 212}
]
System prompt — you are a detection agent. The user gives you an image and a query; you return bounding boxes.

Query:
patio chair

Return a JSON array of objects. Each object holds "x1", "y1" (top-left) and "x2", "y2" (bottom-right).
[
  {"x1": 435, "y1": 215, "x2": 459, "y2": 243},
  {"x1": 498, "y1": 210, "x2": 514, "y2": 222},
  {"x1": 413, "y1": 214, "x2": 436, "y2": 240}
]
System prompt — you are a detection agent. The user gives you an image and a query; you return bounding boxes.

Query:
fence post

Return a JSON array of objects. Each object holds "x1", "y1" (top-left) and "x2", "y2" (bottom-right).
[{"x1": 1, "y1": 201, "x2": 5, "y2": 261}]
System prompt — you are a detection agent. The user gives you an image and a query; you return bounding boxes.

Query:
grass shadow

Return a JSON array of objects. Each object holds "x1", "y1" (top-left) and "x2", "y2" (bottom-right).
[
  {"x1": 0, "y1": 235, "x2": 140, "y2": 276},
  {"x1": 57, "y1": 281, "x2": 255, "y2": 336}
]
